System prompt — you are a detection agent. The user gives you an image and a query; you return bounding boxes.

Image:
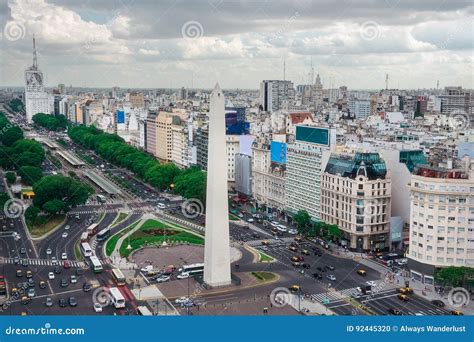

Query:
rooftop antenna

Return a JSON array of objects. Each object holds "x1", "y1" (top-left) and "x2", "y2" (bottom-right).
[
  {"x1": 436, "y1": 80, "x2": 439, "y2": 90},
  {"x1": 310, "y1": 56, "x2": 314, "y2": 84},
  {"x1": 283, "y1": 57, "x2": 286, "y2": 81},
  {"x1": 385, "y1": 73, "x2": 388, "y2": 90},
  {"x1": 32, "y1": 34, "x2": 38, "y2": 70}
]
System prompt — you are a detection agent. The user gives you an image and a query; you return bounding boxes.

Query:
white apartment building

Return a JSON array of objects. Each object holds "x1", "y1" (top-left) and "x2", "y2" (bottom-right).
[
  {"x1": 321, "y1": 153, "x2": 392, "y2": 251},
  {"x1": 408, "y1": 165, "x2": 474, "y2": 284},
  {"x1": 171, "y1": 124, "x2": 189, "y2": 169},
  {"x1": 251, "y1": 140, "x2": 286, "y2": 215},
  {"x1": 226, "y1": 135, "x2": 240, "y2": 183}
]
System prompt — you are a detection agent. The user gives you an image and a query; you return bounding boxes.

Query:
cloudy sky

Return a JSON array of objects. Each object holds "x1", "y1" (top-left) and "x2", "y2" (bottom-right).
[{"x1": 0, "y1": 0, "x2": 473, "y2": 89}]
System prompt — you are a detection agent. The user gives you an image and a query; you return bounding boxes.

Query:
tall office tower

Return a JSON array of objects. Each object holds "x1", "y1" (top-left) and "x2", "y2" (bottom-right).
[
  {"x1": 260, "y1": 80, "x2": 295, "y2": 112},
  {"x1": 285, "y1": 126, "x2": 335, "y2": 220},
  {"x1": 25, "y1": 36, "x2": 50, "y2": 123},
  {"x1": 203, "y1": 84, "x2": 231, "y2": 287}
]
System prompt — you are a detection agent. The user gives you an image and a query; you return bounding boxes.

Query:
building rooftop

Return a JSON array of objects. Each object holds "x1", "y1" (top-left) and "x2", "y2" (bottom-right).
[
  {"x1": 325, "y1": 152, "x2": 388, "y2": 180},
  {"x1": 413, "y1": 165, "x2": 469, "y2": 179}
]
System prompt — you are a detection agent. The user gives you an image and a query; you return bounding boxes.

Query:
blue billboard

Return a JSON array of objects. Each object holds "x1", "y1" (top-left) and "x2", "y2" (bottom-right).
[
  {"x1": 271, "y1": 141, "x2": 287, "y2": 164},
  {"x1": 116, "y1": 110, "x2": 125, "y2": 124}
]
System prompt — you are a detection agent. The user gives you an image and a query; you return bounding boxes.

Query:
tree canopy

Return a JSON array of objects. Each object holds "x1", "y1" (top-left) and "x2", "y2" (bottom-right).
[
  {"x1": 33, "y1": 175, "x2": 93, "y2": 213},
  {"x1": 32, "y1": 113, "x2": 68, "y2": 131},
  {"x1": 17, "y1": 166, "x2": 44, "y2": 186},
  {"x1": 68, "y1": 125, "x2": 206, "y2": 201}
]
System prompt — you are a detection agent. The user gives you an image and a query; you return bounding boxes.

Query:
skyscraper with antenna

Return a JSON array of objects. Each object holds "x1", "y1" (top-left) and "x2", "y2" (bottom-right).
[{"x1": 25, "y1": 35, "x2": 50, "y2": 123}]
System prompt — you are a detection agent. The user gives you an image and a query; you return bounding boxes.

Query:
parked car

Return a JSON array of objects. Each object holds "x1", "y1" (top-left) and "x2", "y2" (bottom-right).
[
  {"x1": 45, "y1": 297, "x2": 53, "y2": 307},
  {"x1": 83, "y1": 283, "x2": 92, "y2": 292},
  {"x1": 93, "y1": 303, "x2": 103, "y2": 312},
  {"x1": 326, "y1": 274, "x2": 336, "y2": 281},
  {"x1": 69, "y1": 297, "x2": 77, "y2": 307}
]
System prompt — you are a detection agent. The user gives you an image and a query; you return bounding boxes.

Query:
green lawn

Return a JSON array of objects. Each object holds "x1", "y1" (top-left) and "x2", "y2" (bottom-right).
[
  {"x1": 113, "y1": 212, "x2": 128, "y2": 226},
  {"x1": 251, "y1": 271, "x2": 276, "y2": 282},
  {"x1": 229, "y1": 213, "x2": 240, "y2": 221},
  {"x1": 258, "y1": 251, "x2": 274, "y2": 262},
  {"x1": 105, "y1": 221, "x2": 140, "y2": 256},
  {"x1": 73, "y1": 241, "x2": 82, "y2": 261},
  {"x1": 27, "y1": 214, "x2": 65, "y2": 238},
  {"x1": 118, "y1": 219, "x2": 204, "y2": 258}
]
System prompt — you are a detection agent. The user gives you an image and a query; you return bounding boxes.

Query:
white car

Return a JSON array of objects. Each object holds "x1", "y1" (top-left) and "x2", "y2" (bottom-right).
[
  {"x1": 366, "y1": 280, "x2": 377, "y2": 287},
  {"x1": 157, "y1": 203, "x2": 166, "y2": 209},
  {"x1": 247, "y1": 218, "x2": 254, "y2": 223},
  {"x1": 64, "y1": 225, "x2": 70, "y2": 230},
  {"x1": 177, "y1": 272, "x2": 190, "y2": 279},
  {"x1": 288, "y1": 229, "x2": 298, "y2": 235},
  {"x1": 61, "y1": 232, "x2": 68, "y2": 238},
  {"x1": 46, "y1": 248, "x2": 52, "y2": 255},
  {"x1": 93, "y1": 303, "x2": 103, "y2": 313},
  {"x1": 156, "y1": 275, "x2": 170, "y2": 283},
  {"x1": 51, "y1": 257, "x2": 58, "y2": 265},
  {"x1": 174, "y1": 296, "x2": 189, "y2": 304},
  {"x1": 48, "y1": 272, "x2": 55, "y2": 280},
  {"x1": 140, "y1": 265, "x2": 153, "y2": 273},
  {"x1": 61, "y1": 253, "x2": 67, "y2": 260},
  {"x1": 326, "y1": 274, "x2": 337, "y2": 281},
  {"x1": 70, "y1": 275, "x2": 77, "y2": 283}
]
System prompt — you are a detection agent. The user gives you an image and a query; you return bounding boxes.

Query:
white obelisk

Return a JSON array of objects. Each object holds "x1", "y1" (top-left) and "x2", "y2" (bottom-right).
[{"x1": 203, "y1": 83, "x2": 231, "y2": 287}]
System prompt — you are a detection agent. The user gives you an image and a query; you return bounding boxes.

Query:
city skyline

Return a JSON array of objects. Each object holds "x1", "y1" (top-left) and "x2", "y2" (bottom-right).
[{"x1": 1, "y1": 0, "x2": 473, "y2": 90}]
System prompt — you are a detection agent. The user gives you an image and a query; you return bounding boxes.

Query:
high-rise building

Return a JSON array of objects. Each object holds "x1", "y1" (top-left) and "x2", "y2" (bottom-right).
[
  {"x1": 25, "y1": 36, "x2": 50, "y2": 123},
  {"x1": 285, "y1": 126, "x2": 335, "y2": 220},
  {"x1": 155, "y1": 112, "x2": 176, "y2": 161},
  {"x1": 260, "y1": 80, "x2": 295, "y2": 112},
  {"x1": 171, "y1": 124, "x2": 189, "y2": 169},
  {"x1": 321, "y1": 152, "x2": 392, "y2": 251},
  {"x1": 145, "y1": 111, "x2": 158, "y2": 156},
  {"x1": 235, "y1": 153, "x2": 252, "y2": 196},
  {"x1": 407, "y1": 165, "x2": 474, "y2": 285},
  {"x1": 195, "y1": 126, "x2": 209, "y2": 170},
  {"x1": 348, "y1": 98, "x2": 371, "y2": 119}
]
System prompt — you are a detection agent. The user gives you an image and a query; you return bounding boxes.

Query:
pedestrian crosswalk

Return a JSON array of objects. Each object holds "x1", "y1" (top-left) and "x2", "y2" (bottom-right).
[
  {"x1": 0, "y1": 257, "x2": 112, "y2": 268},
  {"x1": 309, "y1": 282, "x2": 398, "y2": 304},
  {"x1": 70, "y1": 208, "x2": 150, "y2": 215}
]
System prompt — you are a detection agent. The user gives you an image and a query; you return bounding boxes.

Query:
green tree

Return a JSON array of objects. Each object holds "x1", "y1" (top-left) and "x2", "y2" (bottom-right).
[
  {"x1": 25, "y1": 205, "x2": 40, "y2": 223},
  {"x1": 5, "y1": 171, "x2": 16, "y2": 184},
  {"x1": 435, "y1": 266, "x2": 474, "y2": 287},
  {"x1": 7, "y1": 99, "x2": 24, "y2": 112},
  {"x1": 32, "y1": 113, "x2": 68, "y2": 131},
  {"x1": 173, "y1": 169, "x2": 206, "y2": 202},
  {"x1": 144, "y1": 163, "x2": 181, "y2": 190},
  {"x1": 33, "y1": 175, "x2": 93, "y2": 212},
  {"x1": 43, "y1": 199, "x2": 67, "y2": 214},
  {"x1": 17, "y1": 166, "x2": 43, "y2": 186},
  {"x1": 293, "y1": 210, "x2": 312, "y2": 236},
  {"x1": 0, "y1": 126, "x2": 24, "y2": 146}
]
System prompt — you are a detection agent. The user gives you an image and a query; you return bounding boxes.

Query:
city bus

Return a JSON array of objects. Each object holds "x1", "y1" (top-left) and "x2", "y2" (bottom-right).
[
  {"x1": 96, "y1": 228, "x2": 111, "y2": 242},
  {"x1": 80, "y1": 232, "x2": 89, "y2": 242},
  {"x1": 178, "y1": 263, "x2": 204, "y2": 275},
  {"x1": 80, "y1": 242, "x2": 93, "y2": 258},
  {"x1": 97, "y1": 194, "x2": 106, "y2": 203},
  {"x1": 109, "y1": 287, "x2": 125, "y2": 309},
  {"x1": 111, "y1": 268, "x2": 126, "y2": 286},
  {"x1": 137, "y1": 305, "x2": 153, "y2": 316},
  {"x1": 86, "y1": 223, "x2": 99, "y2": 236},
  {"x1": 89, "y1": 256, "x2": 103, "y2": 273}
]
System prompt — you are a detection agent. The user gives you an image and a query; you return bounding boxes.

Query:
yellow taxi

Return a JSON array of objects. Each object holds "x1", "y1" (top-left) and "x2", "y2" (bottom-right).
[
  {"x1": 289, "y1": 285, "x2": 301, "y2": 293},
  {"x1": 357, "y1": 269, "x2": 367, "y2": 276}
]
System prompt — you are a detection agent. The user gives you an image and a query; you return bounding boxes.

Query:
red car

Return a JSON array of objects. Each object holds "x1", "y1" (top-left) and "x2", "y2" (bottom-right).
[
  {"x1": 297, "y1": 256, "x2": 304, "y2": 262},
  {"x1": 63, "y1": 260, "x2": 71, "y2": 269}
]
